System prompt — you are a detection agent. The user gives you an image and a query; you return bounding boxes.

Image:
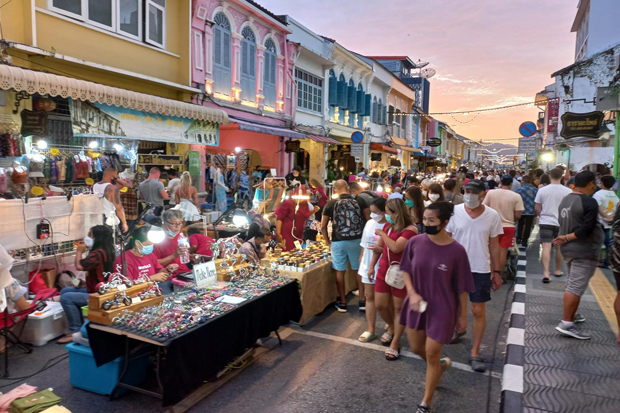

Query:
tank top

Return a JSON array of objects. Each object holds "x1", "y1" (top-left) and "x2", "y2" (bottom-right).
[{"x1": 92, "y1": 182, "x2": 115, "y2": 218}]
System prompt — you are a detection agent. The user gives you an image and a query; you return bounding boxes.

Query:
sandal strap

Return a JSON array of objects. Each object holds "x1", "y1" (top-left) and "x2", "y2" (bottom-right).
[{"x1": 385, "y1": 348, "x2": 399, "y2": 356}]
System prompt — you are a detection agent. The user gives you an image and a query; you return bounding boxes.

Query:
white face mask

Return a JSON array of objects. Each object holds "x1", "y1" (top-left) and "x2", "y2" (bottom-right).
[
  {"x1": 429, "y1": 193, "x2": 440, "y2": 202},
  {"x1": 422, "y1": 190, "x2": 428, "y2": 197},
  {"x1": 463, "y1": 193, "x2": 481, "y2": 209},
  {"x1": 84, "y1": 236, "x2": 94, "y2": 248},
  {"x1": 370, "y1": 212, "x2": 384, "y2": 223}
]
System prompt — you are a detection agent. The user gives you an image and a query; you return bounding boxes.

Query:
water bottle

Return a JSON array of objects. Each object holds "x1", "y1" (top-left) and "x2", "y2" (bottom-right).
[{"x1": 178, "y1": 233, "x2": 190, "y2": 264}]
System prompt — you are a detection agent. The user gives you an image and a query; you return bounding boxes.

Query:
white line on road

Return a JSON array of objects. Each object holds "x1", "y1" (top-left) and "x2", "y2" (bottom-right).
[
  {"x1": 282, "y1": 327, "x2": 502, "y2": 379},
  {"x1": 502, "y1": 364, "x2": 523, "y2": 393},
  {"x1": 514, "y1": 284, "x2": 526, "y2": 293}
]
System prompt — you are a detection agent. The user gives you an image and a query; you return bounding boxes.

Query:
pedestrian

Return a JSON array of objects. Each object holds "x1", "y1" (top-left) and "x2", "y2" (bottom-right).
[
  {"x1": 405, "y1": 186, "x2": 425, "y2": 229},
  {"x1": 358, "y1": 198, "x2": 387, "y2": 343},
  {"x1": 406, "y1": 175, "x2": 421, "y2": 190},
  {"x1": 538, "y1": 172, "x2": 550, "y2": 187},
  {"x1": 446, "y1": 179, "x2": 503, "y2": 372},
  {"x1": 276, "y1": 185, "x2": 317, "y2": 252},
  {"x1": 349, "y1": 182, "x2": 376, "y2": 217},
  {"x1": 592, "y1": 175, "x2": 618, "y2": 267},
  {"x1": 309, "y1": 178, "x2": 329, "y2": 217},
  {"x1": 237, "y1": 168, "x2": 251, "y2": 208},
  {"x1": 175, "y1": 171, "x2": 200, "y2": 223},
  {"x1": 427, "y1": 183, "x2": 444, "y2": 204},
  {"x1": 213, "y1": 166, "x2": 229, "y2": 212},
  {"x1": 516, "y1": 176, "x2": 538, "y2": 247},
  {"x1": 138, "y1": 167, "x2": 169, "y2": 208},
  {"x1": 607, "y1": 204, "x2": 620, "y2": 344},
  {"x1": 443, "y1": 179, "x2": 463, "y2": 205},
  {"x1": 57, "y1": 225, "x2": 115, "y2": 344},
  {"x1": 553, "y1": 171, "x2": 604, "y2": 339},
  {"x1": 92, "y1": 167, "x2": 129, "y2": 233},
  {"x1": 166, "y1": 169, "x2": 181, "y2": 208},
  {"x1": 534, "y1": 168, "x2": 572, "y2": 282},
  {"x1": 321, "y1": 180, "x2": 368, "y2": 312},
  {"x1": 401, "y1": 202, "x2": 475, "y2": 413},
  {"x1": 368, "y1": 198, "x2": 418, "y2": 360},
  {"x1": 509, "y1": 170, "x2": 521, "y2": 192},
  {"x1": 482, "y1": 175, "x2": 524, "y2": 276},
  {"x1": 285, "y1": 166, "x2": 307, "y2": 187}
]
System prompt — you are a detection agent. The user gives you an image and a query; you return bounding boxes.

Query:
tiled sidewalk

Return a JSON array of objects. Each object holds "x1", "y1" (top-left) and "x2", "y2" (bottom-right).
[{"x1": 521, "y1": 232, "x2": 620, "y2": 412}]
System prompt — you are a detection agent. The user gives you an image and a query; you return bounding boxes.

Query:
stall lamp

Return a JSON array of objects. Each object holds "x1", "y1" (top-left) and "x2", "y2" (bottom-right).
[
  {"x1": 234, "y1": 147, "x2": 242, "y2": 153},
  {"x1": 88, "y1": 140, "x2": 99, "y2": 149},
  {"x1": 376, "y1": 185, "x2": 384, "y2": 192},
  {"x1": 263, "y1": 214, "x2": 270, "y2": 220},
  {"x1": 541, "y1": 153, "x2": 554, "y2": 162},
  {"x1": 339, "y1": 167, "x2": 344, "y2": 171},
  {"x1": 331, "y1": 193, "x2": 339, "y2": 199},
  {"x1": 143, "y1": 214, "x2": 165, "y2": 244},
  {"x1": 113, "y1": 143, "x2": 123, "y2": 152},
  {"x1": 359, "y1": 181, "x2": 369, "y2": 189},
  {"x1": 37, "y1": 140, "x2": 48, "y2": 150},
  {"x1": 385, "y1": 187, "x2": 392, "y2": 193}
]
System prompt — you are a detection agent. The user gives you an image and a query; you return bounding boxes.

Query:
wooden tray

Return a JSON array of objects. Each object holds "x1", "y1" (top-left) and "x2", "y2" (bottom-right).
[
  {"x1": 87, "y1": 295, "x2": 164, "y2": 325},
  {"x1": 88, "y1": 281, "x2": 153, "y2": 310}
]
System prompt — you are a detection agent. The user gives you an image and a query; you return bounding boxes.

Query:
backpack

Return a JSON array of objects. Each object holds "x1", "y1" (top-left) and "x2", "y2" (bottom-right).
[{"x1": 333, "y1": 196, "x2": 364, "y2": 240}]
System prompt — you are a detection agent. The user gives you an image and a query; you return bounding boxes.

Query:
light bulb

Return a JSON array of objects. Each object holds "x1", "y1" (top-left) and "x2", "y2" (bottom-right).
[
  {"x1": 232, "y1": 215, "x2": 248, "y2": 226},
  {"x1": 339, "y1": 167, "x2": 344, "y2": 171},
  {"x1": 377, "y1": 185, "x2": 383, "y2": 192},
  {"x1": 89, "y1": 140, "x2": 99, "y2": 149},
  {"x1": 235, "y1": 147, "x2": 242, "y2": 153},
  {"x1": 113, "y1": 143, "x2": 123, "y2": 152},
  {"x1": 385, "y1": 187, "x2": 392, "y2": 193},
  {"x1": 147, "y1": 226, "x2": 166, "y2": 244},
  {"x1": 263, "y1": 214, "x2": 270, "y2": 220},
  {"x1": 37, "y1": 140, "x2": 48, "y2": 149},
  {"x1": 331, "y1": 193, "x2": 339, "y2": 199},
  {"x1": 542, "y1": 153, "x2": 553, "y2": 162},
  {"x1": 359, "y1": 181, "x2": 368, "y2": 188}
]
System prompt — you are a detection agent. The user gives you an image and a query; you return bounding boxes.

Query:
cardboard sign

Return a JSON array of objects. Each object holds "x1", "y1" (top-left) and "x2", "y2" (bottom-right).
[{"x1": 194, "y1": 261, "x2": 218, "y2": 288}]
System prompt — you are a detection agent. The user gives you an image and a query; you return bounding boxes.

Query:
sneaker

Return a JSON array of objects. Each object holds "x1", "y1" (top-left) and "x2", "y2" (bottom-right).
[
  {"x1": 335, "y1": 301, "x2": 348, "y2": 313},
  {"x1": 555, "y1": 321, "x2": 591, "y2": 340},
  {"x1": 416, "y1": 405, "x2": 431, "y2": 413},
  {"x1": 359, "y1": 300, "x2": 366, "y2": 312},
  {"x1": 574, "y1": 313, "x2": 586, "y2": 323}
]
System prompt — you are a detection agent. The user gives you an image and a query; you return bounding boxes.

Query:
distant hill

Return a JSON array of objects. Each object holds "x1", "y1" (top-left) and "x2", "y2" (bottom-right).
[{"x1": 479, "y1": 142, "x2": 518, "y2": 157}]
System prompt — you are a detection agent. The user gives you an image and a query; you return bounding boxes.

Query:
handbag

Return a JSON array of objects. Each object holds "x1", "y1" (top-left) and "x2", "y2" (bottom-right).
[{"x1": 384, "y1": 228, "x2": 405, "y2": 289}]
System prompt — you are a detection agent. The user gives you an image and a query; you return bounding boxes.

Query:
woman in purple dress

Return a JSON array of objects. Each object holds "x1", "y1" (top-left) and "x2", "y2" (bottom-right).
[{"x1": 399, "y1": 202, "x2": 475, "y2": 413}]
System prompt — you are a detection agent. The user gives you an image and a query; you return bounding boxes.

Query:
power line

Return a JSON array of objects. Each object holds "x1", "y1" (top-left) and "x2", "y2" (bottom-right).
[{"x1": 391, "y1": 98, "x2": 559, "y2": 117}]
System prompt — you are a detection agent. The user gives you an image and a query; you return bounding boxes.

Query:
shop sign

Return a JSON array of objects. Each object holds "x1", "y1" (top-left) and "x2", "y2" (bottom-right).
[
  {"x1": 518, "y1": 137, "x2": 537, "y2": 154},
  {"x1": 70, "y1": 100, "x2": 219, "y2": 146},
  {"x1": 547, "y1": 99, "x2": 559, "y2": 133},
  {"x1": 427, "y1": 138, "x2": 442, "y2": 147},
  {"x1": 285, "y1": 140, "x2": 301, "y2": 153},
  {"x1": 560, "y1": 111, "x2": 604, "y2": 139},
  {"x1": 194, "y1": 261, "x2": 218, "y2": 288},
  {"x1": 350, "y1": 144, "x2": 364, "y2": 158},
  {"x1": 20, "y1": 109, "x2": 47, "y2": 136}
]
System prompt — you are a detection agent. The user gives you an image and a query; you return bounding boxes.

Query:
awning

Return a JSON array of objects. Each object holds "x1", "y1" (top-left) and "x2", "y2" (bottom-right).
[
  {"x1": 233, "y1": 119, "x2": 305, "y2": 139},
  {"x1": 0, "y1": 64, "x2": 228, "y2": 124},
  {"x1": 306, "y1": 135, "x2": 340, "y2": 144},
  {"x1": 399, "y1": 145, "x2": 423, "y2": 154},
  {"x1": 370, "y1": 143, "x2": 398, "y2": 155},
  {"x1": 391, "y1": 137, "x2": 408, "y2": 146}
]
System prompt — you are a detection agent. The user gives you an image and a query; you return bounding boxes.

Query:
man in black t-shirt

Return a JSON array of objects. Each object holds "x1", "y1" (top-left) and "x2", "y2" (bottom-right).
[
  {"x1": 285, "y1": 166, "x2": 306, "y2": 187},
  {"x1": 321, "y1": 180, "x2": 368, "y2": 312}
]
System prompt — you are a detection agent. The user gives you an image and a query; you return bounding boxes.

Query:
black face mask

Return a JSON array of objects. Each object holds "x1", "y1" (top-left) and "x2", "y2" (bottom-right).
[{"x1": 424, "y1": 224, "x2": 442, "y2": 235}]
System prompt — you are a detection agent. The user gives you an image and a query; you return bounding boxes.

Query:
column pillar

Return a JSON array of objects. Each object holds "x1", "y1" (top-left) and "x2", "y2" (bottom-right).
[
  {"x1": 276, "y1": 55, "x2": 285, "y2": 113},
  {"x1": 256, "y1": 44, "x2": 266, "y2": 109},
  {"x1": 231, "y1": 32, "x2": 243, "y2": 102}
]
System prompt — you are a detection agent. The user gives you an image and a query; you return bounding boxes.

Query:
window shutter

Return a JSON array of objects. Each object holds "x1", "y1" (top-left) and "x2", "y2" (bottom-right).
[
  {"x1": 348, "y1": 86, "x2": 357, "y2": 113},
  {"x1": 372, "y1": 101, "x2": 378, "y2": 123},
  {"x1": 249, "y1": 44, "x2": 256, "y2": 76},
  {"x1": 270, "y1": 55, "x2": 276, "y2": 84},
  {"x1": 214, "y1": 27, "x2": 222, "y2": 65},
  {"x1": 337, "y1": 80, "x2": 346, "y2": 108},
  {"x1": 376, "y1": 103, "x2": 382, "y2": 124},
  {"x1": 265, "y1": 52, "x2": 271, "y2": 84},
  {"x1": 328, "y1": 76, "x2": 337, "y2": 106},
  {"x1": 223, "y1": 32, "x2": 231, "y2": 68},
  {"x1": 241, "y1": 41, "x2": 248, "y2": 75},
  {"x1": 383, "y1": 105, "x2": 388, "y2": 125},
  {"x1": 364, "y1": 94, "x2": 371, "y2": 116},
  {"x1": 357, "y1": 90, "x2": 365, "y2": 114}
]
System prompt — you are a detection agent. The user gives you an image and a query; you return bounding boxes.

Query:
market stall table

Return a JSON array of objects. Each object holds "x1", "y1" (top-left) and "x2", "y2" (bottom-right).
[{"x1": 86, "y1": 280, "x2": 301, "y2": 407}]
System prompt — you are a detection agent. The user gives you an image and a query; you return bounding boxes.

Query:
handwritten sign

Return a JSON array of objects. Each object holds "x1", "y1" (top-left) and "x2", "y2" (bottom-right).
[{"x1": 194, "y1": 261, "x2": 218, "y2": 288}]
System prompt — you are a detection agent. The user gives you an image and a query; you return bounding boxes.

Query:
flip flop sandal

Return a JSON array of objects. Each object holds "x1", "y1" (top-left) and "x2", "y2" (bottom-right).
[
  {"x1": 385, "y1": 347, "x2": 400, "y2": 361},
  {"x1": 542, "y1": 277, "x2": 550, "y2": 283},
  {"x1": 358, "y1": 331, "x2": 377, "y2": 343},
  {"x1": 553, "y1": 272, "x2": 564, "y2": 277},
  {"x1": 380, "y1": 332, "x2": 393, "y2": 346},
  {"x1": 469, "y1": 356, "x2": 486, "y2": 373},
  {"x1": 450, "y1": 330, "x2": 466, "y2": 344}
]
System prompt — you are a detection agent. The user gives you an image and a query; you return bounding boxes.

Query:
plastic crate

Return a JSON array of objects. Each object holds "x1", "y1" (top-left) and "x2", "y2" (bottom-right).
[
  {"x1": 66, "y1": 343, "x2": 151, "y2": 396},
  {"x1": 21, "y1": 302, "x2": 69, "y2": 346}
]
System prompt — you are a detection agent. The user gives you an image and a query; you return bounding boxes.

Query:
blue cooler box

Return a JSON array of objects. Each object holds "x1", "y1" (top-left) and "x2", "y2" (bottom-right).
[{"x1": 66, "y1": 343, "x2": 151, "y2": 395}]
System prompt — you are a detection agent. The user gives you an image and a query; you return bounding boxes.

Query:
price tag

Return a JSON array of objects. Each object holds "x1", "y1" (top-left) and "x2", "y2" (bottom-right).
[
  {"x1": 85, "y1": 178, "x2": 94, "y2": 186},
  {"x1": 131, "y1": 296, "x2": 142, "y2": 304},
  {"x1": 31, "y1": 186, "x2": 44, "y2": 196},
  {"x1": 193, "y1": 261, "x2": 217, "y2": 288},
  {"x1": 49, "y1": 148, "x2": 59, "y2": 155},
  {"x1": 117, "y1": 284, "x2": 127, "y2": 291}
]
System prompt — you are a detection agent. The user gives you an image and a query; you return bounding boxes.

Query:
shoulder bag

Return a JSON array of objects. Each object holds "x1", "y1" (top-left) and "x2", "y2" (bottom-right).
[{"x1": 384, "y1": 227, "x2": 405, "y2": 289}]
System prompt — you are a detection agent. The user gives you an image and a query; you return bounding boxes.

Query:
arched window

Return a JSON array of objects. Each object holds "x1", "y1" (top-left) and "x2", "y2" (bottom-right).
[
  {"x1": 240, "y1": 26, "x2": 257, "y2": 102},
  {"x1": 213, "y1": 13, "x2": 232, "y2": 95},
  {"x1": 263, "y1": 38, "x2": 277, "y2": 107}
]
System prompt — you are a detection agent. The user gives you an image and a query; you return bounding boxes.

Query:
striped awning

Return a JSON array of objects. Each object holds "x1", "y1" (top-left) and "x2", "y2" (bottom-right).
[
  {"x1": 233, "y1": 119, "x2": 306, "y2": 139},
  {"x1": 0, "y1": 64, "x2": 229, "y2": 124},
  {"x1": 370, "y1": 143, "x2": 398, "y2": 155},
  {"x1": 306, "y1": 135, "x2": 340, "y2": 144}
]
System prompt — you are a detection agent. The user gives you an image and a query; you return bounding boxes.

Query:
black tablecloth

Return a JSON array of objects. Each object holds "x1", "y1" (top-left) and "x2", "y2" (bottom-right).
[{"x1": 87, "y1": 281, "x2": 302, "y2": 406}]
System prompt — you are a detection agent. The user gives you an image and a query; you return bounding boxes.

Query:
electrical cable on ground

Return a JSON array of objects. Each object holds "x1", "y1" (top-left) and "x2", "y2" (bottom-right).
[{"x1": 0, "y1": 353, "x2": 69, "y2": 389}]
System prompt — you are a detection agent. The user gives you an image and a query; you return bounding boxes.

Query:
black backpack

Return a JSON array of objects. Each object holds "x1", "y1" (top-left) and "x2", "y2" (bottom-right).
[{"x1": 333, "y1": 197, "x2": 364, "y2": 240}]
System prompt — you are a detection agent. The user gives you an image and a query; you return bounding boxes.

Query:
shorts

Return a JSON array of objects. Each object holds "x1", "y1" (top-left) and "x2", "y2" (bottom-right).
[
  {"x1": 331, "y1": 239, "x2": 362, "y2": 272},
  {"x1": 499, "y1": 227, "x2": 515, "y2": 248},
  {"x1": 614, "y1": 271, "x2": 620, "y2": 292},
  {"x1": 565, "y1": 257, "x2": 598, "y2": 297},
  {"x1": 469, "y1": 272, "x2": 492, "y2": 303},
  {"x1": 375, "y1": 274, "x2": 407, "y2": 298},
  {"x1": 539, "y1": 225, "x2": 559, "y2": 243}
]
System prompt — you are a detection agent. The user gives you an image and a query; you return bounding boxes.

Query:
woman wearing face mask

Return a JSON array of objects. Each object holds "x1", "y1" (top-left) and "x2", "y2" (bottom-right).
[
  {"x1": 405, "y1": 186, "x2": 425, "y2": 231},
  {"x1": 427, "y1": 183, "x2": 445, "y2": 204},
  {"x1": 421, "y1": 179, "x2": 432, "y2": 206},
  {"x1": 400, "y1": 202, "x2": 475, "y2": 413},
  {"x1": 358, "y1": 197, "x2": 388, "y2": 343},
  {"x1": 57, "y1": 225, "x2": 115, "y2": 344},
  {"x1": 154, "y1": 210, "x2": 191, "y2": 278},
  {"x1": 239, "y1": 227, "x2": 272, "y2": 264},
  {"x1": 113, "y1": 226, "x2": 171, "y2": 290},
  {"x1": 369, "y1": 198, "x2": 418, "y2": 360}
]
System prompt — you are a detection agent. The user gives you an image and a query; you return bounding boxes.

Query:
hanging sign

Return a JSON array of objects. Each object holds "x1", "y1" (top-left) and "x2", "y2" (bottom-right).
[
  {"x1": 350, "y1": 144, "x2": 364, "y2": 158},
  {"x1": 519, "y1": 121, "x2": 537, "y2": 137},
  {"x1": 427, "y1": 138, "x2": 442, "y2": 147},
  {"x1": 560, "y1": 111, "x2": 604, "y2": 139},
  {"x1": 285, "y1": 140, "x2": 301, "y2": 153},
  {"x1": 547, "y1": 99, "x2": 560, "y2": 133},
  {"x1": 20, "y1": 109, "x2": 47, "y2": 136},
  {"x1": 518, "y1": 137, "x2": 537, "y2": 154},
  {"x1": 193, "y1": 261, "x2": 218, "y2": 288}
]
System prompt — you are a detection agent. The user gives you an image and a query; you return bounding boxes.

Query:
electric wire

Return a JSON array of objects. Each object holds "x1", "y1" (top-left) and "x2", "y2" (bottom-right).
[{"x1": 0, "y1": 353, "x2": 69, "y2": 388}]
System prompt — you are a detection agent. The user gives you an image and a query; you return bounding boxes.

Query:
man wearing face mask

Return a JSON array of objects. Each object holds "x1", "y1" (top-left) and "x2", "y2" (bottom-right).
[
  {"x1": 553, "y1": 171, "x2": 604, "y2": 340},
  {"x1": 446, "y1": 179, "x2": 503, "y2": 373},
  {"x1": 285, "y1": 166, "x2": 306, "y2": 187},
  {"x1": 239, "y1": 227, "x2": 272, "y2": 264},
  {"x1": 154, "y1": 210, "x2": 191, "y2": 277}
]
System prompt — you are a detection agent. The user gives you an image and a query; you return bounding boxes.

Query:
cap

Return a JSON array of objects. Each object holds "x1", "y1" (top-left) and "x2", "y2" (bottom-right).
[{"x1": 464, "y1": 179, "x2": 486, "y2": 193}]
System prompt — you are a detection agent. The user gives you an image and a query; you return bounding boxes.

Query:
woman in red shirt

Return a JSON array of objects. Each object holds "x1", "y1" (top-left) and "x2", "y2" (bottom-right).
[
  {"x1": 58, "y1": 225, "x2": 115, "y2": 344},
  {"x1": 309, "y1": 179, "x2": 328, "y2": 213},
  {"x1": 368, "y1": 198, "x2": 418, "y2": 360},
  {"x1": 113, "y1": 226, "x2": 170, "y2": 284},
  {"x1": 275, "y1": 185, "x2": 318, "y2": 251}
]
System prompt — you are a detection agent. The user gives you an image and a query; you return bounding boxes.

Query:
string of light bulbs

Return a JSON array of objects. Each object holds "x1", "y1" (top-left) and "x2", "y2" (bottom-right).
[
  {"x1": 449, "y1": 112, "x2": 482, "y2": 124},
  {"x1": 390, "y1": 98, "x2": 560, "y2": 117}
]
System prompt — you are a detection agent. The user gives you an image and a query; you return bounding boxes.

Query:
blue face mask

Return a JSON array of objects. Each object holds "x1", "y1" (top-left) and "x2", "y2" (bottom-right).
[
  {"x1": 140, "y1": 244, "x2": 154, "y2": 255},
  {"x1": 405, "y1": 199, "x2": 415, "y2": 208},
  {"x1": 385, "y1": 214, "x2": 395, "y2": 224}
]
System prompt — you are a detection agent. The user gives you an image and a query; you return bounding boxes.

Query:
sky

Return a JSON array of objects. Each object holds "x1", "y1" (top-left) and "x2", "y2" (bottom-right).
[{"x1": 259, "y1": 0, "x2": 577, "y2": 145}]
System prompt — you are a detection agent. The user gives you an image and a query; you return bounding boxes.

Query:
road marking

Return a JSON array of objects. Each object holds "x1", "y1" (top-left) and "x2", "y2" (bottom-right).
[
  {"x1": 501, "y1": 364, "x2": 523, "y2": 393},
  {"x1": 507, "y1": 328, "x2": 524, "y2": 346},
  {"x1": 514, "y1": 284, "x2": 526, "y2": 293},
  {"x1": 282, "y1": 327, "x2": 502, "y2": 379},
  {"x1": 517, "y1": 260, "x2": 527, "y2": 266},
  {"x1": 516, "y1": 271, "x2": 526, "y2": 278},
  {"x1": 589, "y1": 268, "x2": 619, "y2": 334},
  {"x1": 511, "y1": 302, "x2": 524, "y2": 315}
]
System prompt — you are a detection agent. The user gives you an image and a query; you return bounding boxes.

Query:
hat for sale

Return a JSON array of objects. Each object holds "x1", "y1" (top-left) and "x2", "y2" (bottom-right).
[{"x1": 463, "y1": 179, "x2": 486, "y2": 193}]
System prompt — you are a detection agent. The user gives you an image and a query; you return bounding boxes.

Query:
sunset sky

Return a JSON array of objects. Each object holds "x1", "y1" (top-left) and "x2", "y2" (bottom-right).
[{"x1": 260, "y1": 0, "x2": 577, "y2": 145}]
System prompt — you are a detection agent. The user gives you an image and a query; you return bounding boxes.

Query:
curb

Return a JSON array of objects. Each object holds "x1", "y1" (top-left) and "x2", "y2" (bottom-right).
[{"x1": 500, "y1": 241, "x2": 529, "y2": 413}]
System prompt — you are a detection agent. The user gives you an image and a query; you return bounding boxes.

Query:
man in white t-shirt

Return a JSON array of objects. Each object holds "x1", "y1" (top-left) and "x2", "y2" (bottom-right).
[
  {"x1": 446, "y1": 179, "x2": 503, "y2": 373},
  {"x1": 166, "y1": 169, "x2": 181, "y2": 207},
  {"x1": 534, "y1": 168, "x2": 572, "y2": 282},
  {"x1": 593, "y1": 175, "x2": 619, "y2": 267}
]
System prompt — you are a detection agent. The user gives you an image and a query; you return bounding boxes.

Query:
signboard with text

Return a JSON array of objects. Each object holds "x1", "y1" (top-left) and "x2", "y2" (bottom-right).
[
  {"x1": 350, "y1": 144, "x2": 364, "y2": 158},
  {"x1": 560, "y1": 111, "x2": 604, "y2": 139},
  {"x1": 518, "y1": 137, "x2": 537, "y2": 154},
  {"x1": 193, "y1": 261, "x2": 218, "y2": 288},
  {"x1": 427, "y1": 138, "x2": 442, "y2": 147},
  {"x1": 547, "y1": 99, "x2": 559, "y2": 133}
]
